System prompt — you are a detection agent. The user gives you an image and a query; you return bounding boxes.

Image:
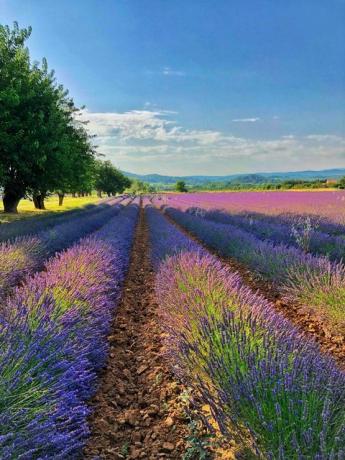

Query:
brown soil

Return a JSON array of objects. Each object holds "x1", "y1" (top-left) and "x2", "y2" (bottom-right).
[
  {"x1": 162, "y1": 210, "x2": 345, "y2": 369},
  {"x1": 84, "y1": 206, "x2": 191, "y2": 459}
]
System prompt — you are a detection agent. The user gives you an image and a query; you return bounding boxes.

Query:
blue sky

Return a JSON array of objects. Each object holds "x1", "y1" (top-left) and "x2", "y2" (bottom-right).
[{"x1": 1, "y1": 0, "x2": 344, "y2": 175}]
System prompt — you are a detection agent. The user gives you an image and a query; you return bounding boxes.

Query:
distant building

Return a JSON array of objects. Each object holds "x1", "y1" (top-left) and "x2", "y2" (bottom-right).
[{"x1": 326, "y1": 179, "x2": 338, "y2": 185}]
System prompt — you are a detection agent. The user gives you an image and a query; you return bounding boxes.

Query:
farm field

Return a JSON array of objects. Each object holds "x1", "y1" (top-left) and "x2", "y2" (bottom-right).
[
  {"x1": 0, "y1": 195, "x2": 101, "y2": 224},
  {"x1": 1, "y1": 191, "x2": 344, "y2": 459},
  {"x1": 2, "y1": 3, "x2": 344, "y2": 458},
  {"x1": 162, "y1": 190, "x2": 345, "y2": 225}
]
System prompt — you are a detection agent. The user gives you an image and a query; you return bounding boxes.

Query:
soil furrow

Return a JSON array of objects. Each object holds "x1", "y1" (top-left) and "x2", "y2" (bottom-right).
[{"x1": 84, "y1": 204, "x2": 190, "y2": 459}]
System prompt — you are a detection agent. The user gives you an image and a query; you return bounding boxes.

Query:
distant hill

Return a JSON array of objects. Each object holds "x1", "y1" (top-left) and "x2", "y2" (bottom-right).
[{"x1": 123, "y1": 168, "x2": 345, "y2": 186}]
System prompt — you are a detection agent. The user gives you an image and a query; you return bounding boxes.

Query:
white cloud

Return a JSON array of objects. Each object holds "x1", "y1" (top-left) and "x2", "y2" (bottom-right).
[
  {"x1": 80, "y1": 109, "x2": 345, "y2": 174},
  {"x1": 306, "y1": 134, "x2": 345, "y2": 143},
  {"x1": 162, "y1": 67, "x2": 186, "y2": 77},
  {"x1": 232, "y1": 117, "x2": 260, "y2": 123},
  {"x1": 82, "y1": 109, "x2": 220, "y2": 145}
]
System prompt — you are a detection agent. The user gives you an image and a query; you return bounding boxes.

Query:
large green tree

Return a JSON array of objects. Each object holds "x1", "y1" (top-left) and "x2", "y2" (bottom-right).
[{"x1": 0, "y1": 23, "x2": 96, "y2": 212}]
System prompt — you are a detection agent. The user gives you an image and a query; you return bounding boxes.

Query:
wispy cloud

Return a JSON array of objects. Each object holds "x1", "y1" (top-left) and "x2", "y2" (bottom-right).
[
  {"x1": 162, "y1": 67, "x2": 186, "y2": 77},
  {"x1": 232, "y1": 117, "x2": 260, "y2": 123},
  {"x1": 82, "y1": 109, "x2": 219, "y2": 145},
  {"x1": 81, "y1": 109, "x2": 345, "y2": 174}
]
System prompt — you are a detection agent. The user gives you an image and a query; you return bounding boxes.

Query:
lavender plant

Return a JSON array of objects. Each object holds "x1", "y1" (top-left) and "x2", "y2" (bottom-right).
[
  {"x1": 0, "y1": 204, "x2": 138, "y2": 458},
  {"x1": 188, "y1": 208, "x2": 345, "y2": 262},
  {"x1": 0, "y1": 201, "x2": 124, "y2": 301},
  {"x1": 153, "y1": 238, "x2": 345, "y2": 459},
  {"x1": 145, "y1": 205, "x2": 204, "y2": 269},
  {"x1": 164, "y1": 206, "x2": 345, "y2": 332},
  {"x1": 0, "y1": 196, "x2": 124, "y2": 243}
]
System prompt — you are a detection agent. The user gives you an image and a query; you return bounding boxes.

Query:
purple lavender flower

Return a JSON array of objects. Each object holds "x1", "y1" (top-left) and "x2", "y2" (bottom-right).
[
  {"x1": 0, "y1": 204, "x2": 138, "y2": 458},
  {"x1": 149, "y1": 207, "x2": 345, "y2": 459}
]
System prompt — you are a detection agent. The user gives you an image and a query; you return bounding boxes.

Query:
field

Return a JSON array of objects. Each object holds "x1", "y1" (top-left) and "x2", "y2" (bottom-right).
[
  {"x1": 0, "y1": 195, "x2": 100, "y2": 224},
  {"x1": 1, "y1": 191, "x2": 344, "y2": 460}
]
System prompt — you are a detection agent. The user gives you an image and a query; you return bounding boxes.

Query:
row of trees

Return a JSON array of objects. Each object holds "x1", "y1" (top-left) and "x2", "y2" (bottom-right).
[
  {"x1": 94, "y1": 160, "x2": 131, "y2": 198},
  {"x1": 0, "y1": 23, "x2": 130, "y2": 213}
]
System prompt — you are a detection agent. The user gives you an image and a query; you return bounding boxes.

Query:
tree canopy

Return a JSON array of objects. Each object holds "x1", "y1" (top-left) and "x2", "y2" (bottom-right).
[
  {"x1": 0, "y1": 23, "x2": 97, "y2": 212},
  {"x1": 175, "y1": 180, "x2": 188, "y2": 192},
  {"x1": 94, "y1": 160, "x2": 131, "y2": 197},
  {"x1": 337, "y1": 177, "x2": 345, "y2": 189}
]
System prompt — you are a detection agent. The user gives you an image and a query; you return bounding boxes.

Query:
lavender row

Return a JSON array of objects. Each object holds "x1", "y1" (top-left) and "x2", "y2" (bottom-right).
[
  {"x1": 245, "y1": 210, "x2": 345, "y2": 238},
  {"x1": 145, "y1": 205, "x2": 204, "y2": 269},
  {"x1": 164, "y1": 206, "x2": 345, "y2": 332},
  {"x1": 0, "y1": 201, "x2": 125, "y2": 301},
  {"x1": 188, "y1": 207, "x2": 345, "y2": 262},
  {"x1": 146, "y1": 207, "x2": 345, "y2": 459},
  {"x1": 156, "y1": 252, "x2": 345, "y2": 460},
  {"x1": 0, "y1": 204, "x2": 139, "y2": 459},
  {"x1": 0, "y1": 195, "x2": 126, "y2": 243},
  {"x1": 160, "y1": 191, "x2": 345, "y2": 234}
]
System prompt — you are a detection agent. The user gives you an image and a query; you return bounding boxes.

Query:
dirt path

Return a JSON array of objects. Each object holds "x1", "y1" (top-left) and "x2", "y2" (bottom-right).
[
  {"x1": 84, "y1": 205, "x2": 190, "y2": 459},
  {"x1": 162, "y1": 210, "x2": 345, "y2": 369}
]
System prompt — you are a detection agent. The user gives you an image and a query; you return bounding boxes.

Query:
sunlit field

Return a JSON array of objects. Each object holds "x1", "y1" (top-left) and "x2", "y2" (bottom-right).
[
  {"x1": 0, "y1": 195, "x2": 100, "y2": 224},
  {"x1": 1, "y1": 1, "x2": 344, "y2": 456},
  {"x1": 163, "y1": 190, "x2": 345, "y2": 224}
]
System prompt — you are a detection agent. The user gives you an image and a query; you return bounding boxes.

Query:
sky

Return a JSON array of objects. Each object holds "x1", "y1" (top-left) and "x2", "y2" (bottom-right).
[{"x1": 1, "y1": 0, "x2": 345, "y2": 176}]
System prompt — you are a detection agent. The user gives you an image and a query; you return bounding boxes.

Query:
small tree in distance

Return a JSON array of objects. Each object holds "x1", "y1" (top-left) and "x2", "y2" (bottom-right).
[
  {"x1": 94, "y1": 160, "x2": 131, "y2": 197},
  {"x1": 175, "y1": 180, "x2": 188, "y2": 192},
  {"x1": 336, "y1": 176, "x2": 345, "y2": 189}
]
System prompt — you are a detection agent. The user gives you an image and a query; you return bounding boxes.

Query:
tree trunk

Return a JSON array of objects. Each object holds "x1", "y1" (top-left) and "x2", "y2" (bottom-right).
[
  {"x1": 72, "y1": 192, "x2": 76, "y2": 198},
  {"x1": 3, "y1": 189, "x2": 22, "y2": 213},
  {"x1": 97, "y1": 190, "x2": 102, "y2": 198},
  {"x1": 33, "y1": 193, "x2": 46, "y2": 210},
  {"x1": 107, "y1": 192, "x2": 111, "y2": 197},
  {"x1": 58, "y1": 193, "x2": 64, "y2": 206}
]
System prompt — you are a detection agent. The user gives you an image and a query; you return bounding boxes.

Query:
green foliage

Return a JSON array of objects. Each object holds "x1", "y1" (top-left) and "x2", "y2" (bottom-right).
[
  {"x1": 183, "y1": 420, "x2": 213, "y2": 460},
  {"x1": 0, "y1": 23, "x2": 96, "y2": 212},
  {"x1": 191, "y1": 179, "x2": 331, "y2": 192},
  {"x1": 176, "y1": 180, "x2": 188, "y2": 192},
  {"x1": 94, "y1": 160, "x2": 131, "y2": 196},
  {"x1": 128, "y1": 179, "x2": 155, "y2": 194},
  {"x1": 336, "y1": 176, "x2": 345, "y2": 189}
]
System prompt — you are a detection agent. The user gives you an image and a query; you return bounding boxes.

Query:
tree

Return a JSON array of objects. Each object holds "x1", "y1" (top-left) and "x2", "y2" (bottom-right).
[
  {"x1": 175, "y1": 180, "x2": 188, "y2": 192},
  {"x1": 94, "y1": 160, "x2": 131, "y2": 197},
  {"x1": 128, "y1": 179, "x2": 154, "y2": 194},
  {"x1": 0, "y1": 23, "x2": 96, "y2": 212},
  {"x1": 337, "y1": 176, "x2": 345, "y2": 189},
  {"x1": 54, "y1": 116, "x2": 96, "y2": 205},
  {"x1": 25, "y1": 67, "x2": 96, "y2": 209},
  {"x1": 0, "y1": 23, "x2": 34, "y2": 212}
]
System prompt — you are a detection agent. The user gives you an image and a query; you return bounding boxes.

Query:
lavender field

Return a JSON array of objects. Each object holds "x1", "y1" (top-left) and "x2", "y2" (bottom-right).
[
  {"x1": 2, "y1": 2, "x2": 344, "y2": 456},
  {"x1": 1, "y1": 191, "x2": 344, "y2": 459}
]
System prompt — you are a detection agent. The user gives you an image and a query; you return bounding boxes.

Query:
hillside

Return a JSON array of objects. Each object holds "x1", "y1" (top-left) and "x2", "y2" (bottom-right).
[{"x1": 123, "y1": 168, "x2": 345, "y2": 186}]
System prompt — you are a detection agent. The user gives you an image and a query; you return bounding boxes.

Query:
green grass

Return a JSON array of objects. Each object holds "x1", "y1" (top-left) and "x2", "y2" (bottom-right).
[{"x1": 0, "y1": 195, "x2": 100, "y2": 224}]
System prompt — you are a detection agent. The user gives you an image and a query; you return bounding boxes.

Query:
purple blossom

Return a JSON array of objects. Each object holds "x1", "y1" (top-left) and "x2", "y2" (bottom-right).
[
  {"x1": 163, "y1": 206, "x2": 345, "y2": 332},
  {"x1": 0, "y1": 204, "x2": 138, "y2": 458},
  {"x1": 0, "y1": 200, "x2": 126, "y2": 301},
  {"x1": 148, "y1": 206, "x2": 345, "y2": 459}
]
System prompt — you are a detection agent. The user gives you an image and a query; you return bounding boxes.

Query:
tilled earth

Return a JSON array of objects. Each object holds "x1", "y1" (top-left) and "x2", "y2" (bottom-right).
[
  {"x1": 84, "y1": 204, "x2": 344, "y2": 460},
  {"x1": 84, "y1": 207, "x2": 190, "y2": 459}
]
